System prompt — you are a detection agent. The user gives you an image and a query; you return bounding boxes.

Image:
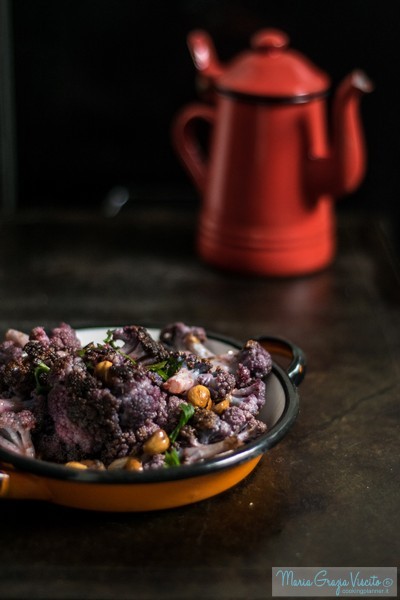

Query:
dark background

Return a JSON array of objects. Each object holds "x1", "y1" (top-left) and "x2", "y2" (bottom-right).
[{"x1": 5, "y1": 0, "x2": 400, "y2": 220}]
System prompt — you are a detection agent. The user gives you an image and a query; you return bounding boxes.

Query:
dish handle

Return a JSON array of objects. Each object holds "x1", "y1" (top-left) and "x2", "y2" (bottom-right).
[{"x1": 256, "y1": 336, "x2": 306, "y2": 386}]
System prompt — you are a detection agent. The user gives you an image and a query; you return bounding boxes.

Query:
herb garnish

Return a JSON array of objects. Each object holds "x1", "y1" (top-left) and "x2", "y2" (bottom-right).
[
  {"x1": 103, "y1": 330, "x2": 185, "y2": 378},
  {"x1": 103, "y1": 330, "x2": 136, "y2": 365},
  {"x1": 165, "y1": 404, "x2": 195, "y2": 466},
  {"x1": 103, "y1": 330, "x2": 116, "y2": 347},
  {"x1": 34, "y1": 362, "x2": 51, "y2": 394},
  {"x1": 164, "y1": 448, "x2": 181, "y2": 467},
  {"x1": 169, "y1": 403, "x2": 195, "y2": 444},
  {"x1": 146, "y1": 355, "x2": 185, "y2": 381}
]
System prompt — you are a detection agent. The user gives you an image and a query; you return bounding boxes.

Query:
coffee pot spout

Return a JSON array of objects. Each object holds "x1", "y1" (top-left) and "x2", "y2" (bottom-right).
[
  {"x1": 309, "y1": 70, "x2": 374, "y2": 197},
  {"x1": 331, "y1": 70, "x2": 374, "y2": 194}
]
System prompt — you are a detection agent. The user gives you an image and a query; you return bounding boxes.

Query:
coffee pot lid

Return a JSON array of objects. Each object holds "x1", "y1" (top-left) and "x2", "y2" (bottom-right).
[{"x1": 217, "y1": 29, "x2": 330, "y2": 100}]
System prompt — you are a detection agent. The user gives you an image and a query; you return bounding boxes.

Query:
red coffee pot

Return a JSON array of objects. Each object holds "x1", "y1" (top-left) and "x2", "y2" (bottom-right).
[{"x1": 172, "y1": 29, "x2": 373, "y2": 276}]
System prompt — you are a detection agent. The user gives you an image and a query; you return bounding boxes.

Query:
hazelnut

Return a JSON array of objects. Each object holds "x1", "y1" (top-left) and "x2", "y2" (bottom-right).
[{"x1": 187, "y1": 385, "x2": 211, "y2": 408}]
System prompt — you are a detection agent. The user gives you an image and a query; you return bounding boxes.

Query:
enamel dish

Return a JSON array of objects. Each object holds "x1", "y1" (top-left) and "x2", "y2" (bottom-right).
[{"x1": 0, "y1": 328, "x2": 305, "y2": 511}]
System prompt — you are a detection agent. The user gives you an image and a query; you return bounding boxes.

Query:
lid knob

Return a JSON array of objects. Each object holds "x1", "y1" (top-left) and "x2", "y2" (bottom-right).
[{"x1": 251, "y1": 29, "x2": 289, "y2": 51}]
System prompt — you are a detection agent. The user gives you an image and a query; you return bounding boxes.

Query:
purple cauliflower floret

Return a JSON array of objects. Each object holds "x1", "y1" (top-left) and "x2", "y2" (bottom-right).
[
  {"x1": 35, "y1": 370, "x2": 137, "y2": 466},
  {"x1": 142, "y1": 452, "x2": 167, "y2": 470},
  {"x1": 134, "y1": 420, "x2": 163, "y2": 445},
  {"x1": 0, "y1": 409, "x2": 36, "y2": 457},
  {"x1": 0, "y1": 354, "x2": 35, "y2": 398},
  {"x1": 0, "y1": 326, "x2": 83, "y2": 399},
  {"x1": 3, "y1": 329, "x2": 29, "y2": 349},
  {"x1": 159, "y1": 322, "x2": 214, "y2": 359},
  {"x1": 210, "y1": 340, "x2": 272, "y2": 385},
  {"x1": 6, "y1": 340, "x2": 60, "y2": 398},
  {"x1": 118, "y1": 372, "x2": 168, "y2": 431},
  {"x1": 29, "y1": 327, "x2": 51, "y2": 345},
  {"x1": 24, "y1": 340, "x2": 58, "y2": 364},
  {"x1": 49, "y1": 323, "x2": 82, "y2": 351},
  {"x1": 177, "y1": 405, "x2": 267, "y2": 465},
  {"x1": 32, "y1": 354, "x2": 131, "y2": 464},
  {"x1": 197, "y1": 367, "x2": 236, "y2": 400},
  {"x1": 156, "y1": 395, "x2": 189, "y2": 432},
  {"x1": 179, "y1": 402, "x2": 266, "y2": 450},
  {"x1": 30, "y1": 323, "x2": 81, "y2": 351},
  {"x1": 0, "y1": 397, "x2": 23, "y2": 414},
  {"x1": 0, "y1": 323, "x2": 82, "y2": 364},
  {"x1": 46, "y1": 386, "x2": 97, "y2": 456},
  {"x1": 221, "y1": 406, "x2": 267, "y2": 441},
  {"x1": 228, "y1": 378, "x2": 266, "y2": 415},
  {"x1": 111, "y1": 325, "x2": 169, "y2": 365},
  {"x1": 188, "y1": 408, "x2": 232, "y2": 444},
  {"x1": 234, "y1": 363, "x2": 253, "y2": 388},
  {"x1": 236, "y1": 339, "x2": 272, "y2": 380},
  {"x1": 0, "y1": 341, "x2": 25, "y2": 395}
]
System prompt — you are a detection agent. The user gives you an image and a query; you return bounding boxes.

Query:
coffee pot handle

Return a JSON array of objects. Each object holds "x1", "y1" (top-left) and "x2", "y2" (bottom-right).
[{"x1": 171, "y1": 103, "x2": 215, "y2": 193}]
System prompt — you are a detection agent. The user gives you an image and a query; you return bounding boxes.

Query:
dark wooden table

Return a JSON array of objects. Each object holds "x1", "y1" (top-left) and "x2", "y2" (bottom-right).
[{"x1": 0, "y1": 206, "x2": 399, "y2": 600}]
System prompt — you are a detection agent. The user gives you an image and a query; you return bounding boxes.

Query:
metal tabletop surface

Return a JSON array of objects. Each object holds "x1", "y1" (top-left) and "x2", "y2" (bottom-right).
[{"x1": 0, "y1": 206, "x2": 398, "y2": 600}]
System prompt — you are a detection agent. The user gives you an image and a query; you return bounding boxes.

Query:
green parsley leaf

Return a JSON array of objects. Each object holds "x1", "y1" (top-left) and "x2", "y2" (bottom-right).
[
  {"x1": 146, "y1": 360, "x2": 168, "y2": 380},
  {"x1": 34, "y1": 361, "x2": 51, "y2": 394},
  {"x1": 169, "y1": 403, "x2": 195, "y2": 443},
  {"x1": 164, "y1": 448, "x2": 181, "y2": 467},
  {"x1": 102, "y1": 330, "x2": 137, "y2": 365},
  {"x1": 103, "y1": 329, "x2": 117, "y2": 348},
  {"x1": 146, "y1": 355, "x2": 185, "y2": 381}
]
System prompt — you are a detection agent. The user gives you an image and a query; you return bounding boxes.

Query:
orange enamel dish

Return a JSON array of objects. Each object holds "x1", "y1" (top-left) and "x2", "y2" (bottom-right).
[{"x1": 0, "y1": 329, "x2": 305, "y2": 512}]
